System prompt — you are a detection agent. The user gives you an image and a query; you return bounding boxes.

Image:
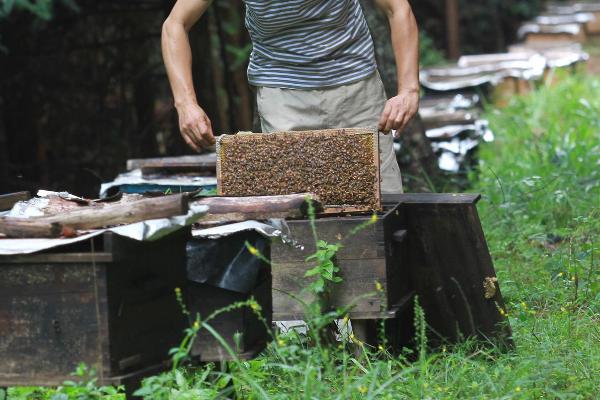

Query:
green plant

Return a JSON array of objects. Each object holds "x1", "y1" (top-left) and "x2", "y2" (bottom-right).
[
  {"x1": 419, "y1": 31, "x2": 445, "y2": 67},
  {"x1": 6, "y1": 364, "x2": 124, "y2": 400}
]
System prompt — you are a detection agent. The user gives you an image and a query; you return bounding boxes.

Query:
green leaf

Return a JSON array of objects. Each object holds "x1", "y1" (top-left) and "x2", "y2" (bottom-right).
[{"x1": 304, "y1": 267, "x2": 321, "y2": 277}]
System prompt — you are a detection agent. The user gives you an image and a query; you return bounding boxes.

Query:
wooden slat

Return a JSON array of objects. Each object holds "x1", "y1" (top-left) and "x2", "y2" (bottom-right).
[
  {"x1": 382, "y1": 193, "x2": 481, "y2": 205},
  {"x1": 271, "y1": 218, "x2": 383, "y2": 263},
  {"x1": 272, "y1": 258, "x2": 387, "y2": 320},
  {"x1": 400, "y1": 201, "x2": 512, "y2": 346},
  {"x1": 126, "y1": 154, "x2": 216, "y2": 171},
  {"x1": 141, "y1": 163, "x2": 216, "y2": 177},
  {"x1": 0, "y1": 191, "x2": 30, "y2": 211},
  {"x1": 0, "y1": 253, "x2": 113, "y2": 264}
]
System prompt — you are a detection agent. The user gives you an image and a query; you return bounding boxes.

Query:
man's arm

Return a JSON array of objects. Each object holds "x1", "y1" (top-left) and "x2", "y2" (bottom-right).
[
  {"x1": 374, "y1": 0, "x2": 420, "y2": 135},
  {"x1": 162, "y1": 0, "x2": 215, "y2": 151}
]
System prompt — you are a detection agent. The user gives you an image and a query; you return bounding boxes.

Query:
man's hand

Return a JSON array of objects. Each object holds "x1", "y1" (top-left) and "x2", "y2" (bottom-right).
[
  {"x1": 378, "y1": 89, "x2": 419, "y2": 136},
  {"x1": 176, "y1": 103, "x2": 216, "y2": 152}
]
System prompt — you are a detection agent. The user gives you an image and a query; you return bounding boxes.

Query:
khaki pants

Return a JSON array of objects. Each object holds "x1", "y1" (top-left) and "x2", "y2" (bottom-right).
[{"x1": 256, "y1": 72, "x2": 404, "y2": 194}]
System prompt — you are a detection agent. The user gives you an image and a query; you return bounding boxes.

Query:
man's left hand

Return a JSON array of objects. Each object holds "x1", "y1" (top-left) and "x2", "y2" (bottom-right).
[{"x1": 378, "y1": 89, "x2": 419, "y2": 136}]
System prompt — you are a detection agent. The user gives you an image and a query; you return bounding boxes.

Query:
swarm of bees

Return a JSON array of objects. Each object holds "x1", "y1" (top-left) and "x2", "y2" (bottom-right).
[{"x1": 217, "y1": 128, "x2": 381, "y2": 212}]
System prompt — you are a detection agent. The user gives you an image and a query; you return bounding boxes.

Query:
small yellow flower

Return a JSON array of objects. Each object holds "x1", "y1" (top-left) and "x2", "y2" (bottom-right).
[
  {"x1": 193, "y1": 320, "x2": 200, "y2": 330},
  {"x1": 499, "y1": 308, "x2": 506, "y2": 316},
  {"x1": 175, "y1": 287, "x2": 181, "y2": 295},
  {"x1": 358, "y1": 385, "x2": 368, "y2": 394},
  {"x1": 557, "y1": 272, "x2": 563, "y2": 277},
  {"x1": 378, "y1": 344, "x2": 384, "y2": 352},
  {"x1": 277, "y1": 339, "x2": 286, "y2": 346},
  {"x1": 370, "y1": 213, "x2": 378, "y2": 223},
  {"x1": 515, "y1": 386, "x2": 521, "y2": 392},
  {"x1": 247, "y1": 245, "x2": 258, "y2": 256},
  {"x1": 375, "y1": 281, "x2": 383, "y2": 292}
]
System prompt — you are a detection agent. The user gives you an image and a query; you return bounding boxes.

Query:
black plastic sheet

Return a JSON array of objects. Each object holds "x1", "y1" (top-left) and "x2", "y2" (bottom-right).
[{"x1": 186, "y1": 231, "x2": 269, "y2": 294}]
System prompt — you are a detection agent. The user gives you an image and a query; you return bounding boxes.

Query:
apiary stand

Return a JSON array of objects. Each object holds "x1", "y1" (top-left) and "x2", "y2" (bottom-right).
[{"x1": 0, "y1": 230, "x2": 189, "y2": 393}]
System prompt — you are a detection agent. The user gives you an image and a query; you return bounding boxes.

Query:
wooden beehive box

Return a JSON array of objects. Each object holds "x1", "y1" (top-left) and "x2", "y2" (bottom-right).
[
  {"x1": 217, "y1": 129, "x2": 381, "y2": 213},
  {"x1": 0, "y1": 231, "x2": 189, "y2": 389},
  {"x1": 185, "y1": 231, "x2": 272, "y2": 361},
  {"x1": 270, "y1": 202, "x2": 413, "y2": 321},
  {"x1": 385, "y1": 193, "x2": 512, "y2": 347}
]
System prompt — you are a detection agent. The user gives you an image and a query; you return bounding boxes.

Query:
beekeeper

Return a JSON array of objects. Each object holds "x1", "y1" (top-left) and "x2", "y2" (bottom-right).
[{"x1": 162, "y1": 0, "x2": 419, "y2": 194}]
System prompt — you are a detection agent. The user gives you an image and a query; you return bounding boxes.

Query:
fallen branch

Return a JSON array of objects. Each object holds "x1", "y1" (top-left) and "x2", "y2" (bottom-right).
[
  {"x1": 194, "y1": 193, "x2": 320, "y2": 224},
  {"x1": 0, "y1": 218, "x2": 64, "y2": 238},
  {"x1": 40, "y1": 193, "x2": 189, "y2": 230}
]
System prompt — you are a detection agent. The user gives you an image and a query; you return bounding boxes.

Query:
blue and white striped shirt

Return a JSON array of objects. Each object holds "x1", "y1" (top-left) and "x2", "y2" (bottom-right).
[{"x1": 244, "y1": 0, "x2": 378, "y2": 89}]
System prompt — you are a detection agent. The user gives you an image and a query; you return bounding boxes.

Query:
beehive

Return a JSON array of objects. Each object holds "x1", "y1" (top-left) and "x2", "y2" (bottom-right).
[{"x1": 217, "y1": 129, "x2": 381, "y2": 212}]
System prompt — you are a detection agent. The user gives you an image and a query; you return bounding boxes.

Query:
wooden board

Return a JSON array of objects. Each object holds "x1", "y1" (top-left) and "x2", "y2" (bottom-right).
[
  {"x1": 126, "y1": 154, "x2": 216, "y2": 171},
  {"x1": 526, "y1": 31, "x2": 587, "y2": 43},
  {"x1": 271, "y1": 204, "x2": 409, "y2": 320},
  {"x1": 0, "y1": 192, "x2": 30, "y2": 211},
  {"x1": 188, "y1": 279, "x2": 271, "y2": 361},
  {"x1": 390, "y1": 194, "x2": 512, "y2": 346},
  {"x1": 216, "y1": 129, "x2": 381, "y2": 213}
]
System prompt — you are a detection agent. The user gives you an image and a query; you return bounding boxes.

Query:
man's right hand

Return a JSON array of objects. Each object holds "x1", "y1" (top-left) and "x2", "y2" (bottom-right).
[{"x1": 176, "y1": 103, "x2": 216, "y2": 152}]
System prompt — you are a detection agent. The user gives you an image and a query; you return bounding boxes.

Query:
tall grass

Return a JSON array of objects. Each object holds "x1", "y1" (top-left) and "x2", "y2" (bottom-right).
[{"x1": 5, "y1": 74, "x2": 599, "y2": 399}]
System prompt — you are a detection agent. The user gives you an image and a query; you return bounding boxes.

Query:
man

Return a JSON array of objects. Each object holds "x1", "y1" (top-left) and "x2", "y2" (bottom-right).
[{"x1": 162, "y1": 0, "x2": 419, "y2": 194}]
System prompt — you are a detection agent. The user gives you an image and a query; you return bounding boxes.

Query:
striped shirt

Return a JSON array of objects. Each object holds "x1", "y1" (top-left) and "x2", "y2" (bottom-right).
[{"x1": 244, "y1": 0, "x2": 377, "y2": 89}]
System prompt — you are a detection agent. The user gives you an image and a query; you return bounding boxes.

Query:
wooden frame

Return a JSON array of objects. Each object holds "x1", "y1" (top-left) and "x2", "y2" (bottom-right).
[{"x1": 216, "y1": 129, "x2": 381, "y2": 213}]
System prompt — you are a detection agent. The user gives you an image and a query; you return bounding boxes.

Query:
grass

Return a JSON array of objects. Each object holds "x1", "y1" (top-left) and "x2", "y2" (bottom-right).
[{"x1": 4, "y1": 73, "x2": 599, "y2": 399}]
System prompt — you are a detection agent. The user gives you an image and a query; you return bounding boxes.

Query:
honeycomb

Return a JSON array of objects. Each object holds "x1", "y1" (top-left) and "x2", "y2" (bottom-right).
[{"x1": 217, "y1": 129, "x2": 381, "y2": 212}]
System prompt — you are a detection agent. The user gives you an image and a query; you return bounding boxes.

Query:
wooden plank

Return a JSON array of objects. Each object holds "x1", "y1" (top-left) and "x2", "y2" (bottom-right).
[
  {"x1": 0, "y1": 253, "x2": 113, "y2": 264},
  {"x1": 141, "y1": 163, "x2": 216, "y2": 177},
  {"x1": 382, "y1": 193, "x2": 481, "y2": 205},
  {"x1": 126, "y1": 154, "x2": 216, "y2": 171},
  {"x1": 189, "y1": 277, "x2": 271, "y2": 362},
  {"x1": 400, "y1": 201, "x2": 512, "y2": 346},
  {"x1": 0, "y1": 191, "x2": 30, "y2": 211},
  {"x1": 272, "y1": 258, "x2": 387, "y2": 320},
  {"x1": 271, "y1": 218, "x2": 383, "y2": 263}
]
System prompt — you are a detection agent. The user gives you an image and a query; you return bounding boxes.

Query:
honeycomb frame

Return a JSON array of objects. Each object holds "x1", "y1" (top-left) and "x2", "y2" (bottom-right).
[{"x1": 216, "y1": 128, "x2": 381, "y2": 213}]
